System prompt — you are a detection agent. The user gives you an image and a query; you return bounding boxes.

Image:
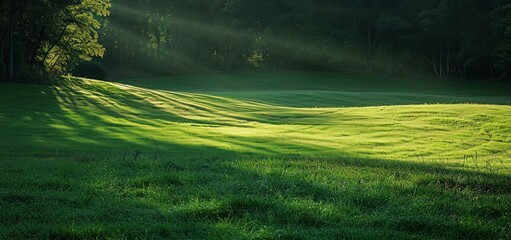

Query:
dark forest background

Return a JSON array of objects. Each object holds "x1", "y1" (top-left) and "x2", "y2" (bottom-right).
[{"x1": 1, "y1": 0, "x2": 511, "y2": 82}]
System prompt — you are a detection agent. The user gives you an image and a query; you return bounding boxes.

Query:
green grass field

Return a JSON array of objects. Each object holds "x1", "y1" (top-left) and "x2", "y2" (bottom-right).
[{"x1": 1, "y1": 72, "x2": 511, "y2": 239}]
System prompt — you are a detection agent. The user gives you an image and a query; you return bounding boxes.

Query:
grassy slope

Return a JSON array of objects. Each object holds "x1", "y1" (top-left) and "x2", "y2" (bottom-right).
[
  {"x1": 117, "y1": 71, "x2": 511, "y2": 107},
  {"x1": 1, "y1": 72, "x2": 511, "y2": 239}
]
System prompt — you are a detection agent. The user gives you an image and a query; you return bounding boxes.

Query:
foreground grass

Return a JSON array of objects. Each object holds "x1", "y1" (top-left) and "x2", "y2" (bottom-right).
[{"x1": 1, "y1": 73, "x2": 510, "y2": 239}]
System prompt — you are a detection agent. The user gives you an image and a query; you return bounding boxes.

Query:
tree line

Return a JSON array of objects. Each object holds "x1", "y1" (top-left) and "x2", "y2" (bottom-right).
[{"x1": 1, "y1": 0, "x2": 511, "y2": 82}]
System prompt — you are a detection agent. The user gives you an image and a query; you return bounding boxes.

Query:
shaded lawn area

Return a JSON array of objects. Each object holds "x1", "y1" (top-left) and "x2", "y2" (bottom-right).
[
  {"x1": 115, "y1": 71, "x2": 511, "y2": 108},
  {"x1": 2, "y1": 151, "x2": 511, "y2": 239}
]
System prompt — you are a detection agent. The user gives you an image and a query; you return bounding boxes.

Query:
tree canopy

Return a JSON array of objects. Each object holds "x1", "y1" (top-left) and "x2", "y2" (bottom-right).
[
  {"x1": 0, "y1": 0, "x2": 110, "y2": 81},
  {"x1": 1, "y1": 0, "x2": 511, "y2": 81}
]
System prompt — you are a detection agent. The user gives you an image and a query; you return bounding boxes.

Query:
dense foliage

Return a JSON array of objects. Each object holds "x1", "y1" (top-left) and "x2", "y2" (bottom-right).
[
  {"x1": 100, "y1": 0, "x2": 511, "y2": 80},
  {"x1": 2, "y1": 0, "x2": 511, "y2": 81},
  {"x1": 0, "y1": 0, "x2": 110, "y2": 82}
]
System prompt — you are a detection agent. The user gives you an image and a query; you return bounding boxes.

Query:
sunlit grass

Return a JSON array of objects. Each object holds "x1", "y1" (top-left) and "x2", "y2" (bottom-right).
[
  {"x1": 3, "y1": 74, "x2": 509, "y2": 166},
  {"x1": 1, "y1": 72, "x2": 510, "y2": 239}
]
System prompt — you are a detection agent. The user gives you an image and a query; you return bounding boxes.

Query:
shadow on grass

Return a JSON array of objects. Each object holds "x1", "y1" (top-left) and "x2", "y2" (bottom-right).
[
  {"x1": 0, "y1": 79, "x2": 366, "y2": 158},
  {"x1": 2, "y1": 146, "x2": 510, "y2": 239}
]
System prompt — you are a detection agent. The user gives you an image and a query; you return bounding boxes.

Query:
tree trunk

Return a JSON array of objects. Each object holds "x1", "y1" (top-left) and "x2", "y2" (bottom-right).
[
  {"x1": 7, "y1": 0, "x2": 17, "y2": 82},
  {"x1": 431, "y1": 48, "x2": 440, "y2": 78},
  {"x1": 439, "y1": 48, "x2": 443, "y2": 78},
  {"x1": 446, "y1": 45, "x2": 450, "y2": 78},
  {"x1": 487, "y1": 55, "x2": 495, "y2": 81},
  {"x1": 8, "y1": 21, "x2": 14, "y2": 81},
  {"x1": 445, "y1": 33, "x2": 450, "y2": 78},
  {"x1": 41, "y1": 21, "x2": 73, "y2": 64},
  {"x1": 30, "y1": 28, "x2": 45, "y2": 65}
]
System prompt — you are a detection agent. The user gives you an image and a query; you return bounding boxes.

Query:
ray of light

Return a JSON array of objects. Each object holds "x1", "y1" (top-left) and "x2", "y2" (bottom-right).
[{"x1": 111, "y1": 2, "x2": 390, "y2": 71}]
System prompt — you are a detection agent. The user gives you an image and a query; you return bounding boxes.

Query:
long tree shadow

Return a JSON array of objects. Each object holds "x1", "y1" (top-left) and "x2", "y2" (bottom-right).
[
  {"x1": 2, "y1": 145, "x2": 510, "y2": 239},
  {"x1": 0, "y1": 79, "x2": 373, "y2": 158}
]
